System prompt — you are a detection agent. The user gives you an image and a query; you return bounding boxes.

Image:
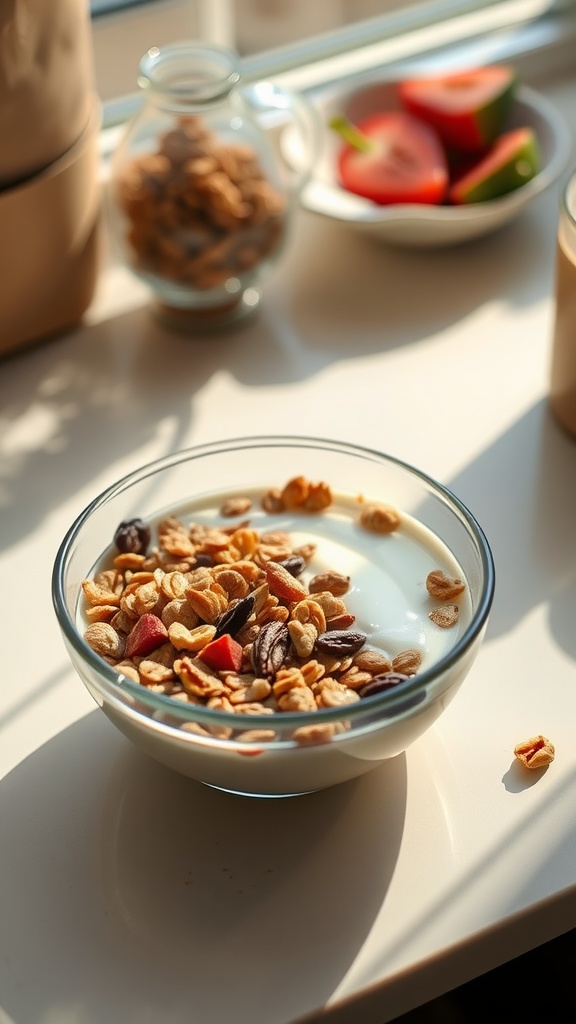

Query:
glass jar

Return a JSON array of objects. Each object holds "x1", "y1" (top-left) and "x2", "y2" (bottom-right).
[{"x1": 109, "y1": 41, "x2": 317, "y2": 330}]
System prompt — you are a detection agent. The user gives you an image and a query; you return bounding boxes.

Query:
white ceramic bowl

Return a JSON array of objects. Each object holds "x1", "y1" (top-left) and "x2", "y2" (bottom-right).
[
  {"x1": 282, "y1": 76, "x2": 571, "y2": 247},
  {"x1": 52, "y1": 437, "x2": 494, "y2": 797}
]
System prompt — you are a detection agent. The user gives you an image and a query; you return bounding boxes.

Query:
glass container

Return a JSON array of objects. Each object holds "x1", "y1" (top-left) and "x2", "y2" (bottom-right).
[{"x1": 108, "y1": 41, "x2": 317, "y2": 330}]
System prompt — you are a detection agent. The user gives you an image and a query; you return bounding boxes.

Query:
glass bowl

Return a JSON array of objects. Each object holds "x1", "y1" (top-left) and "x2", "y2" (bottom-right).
[{"x1": 52, "y1": 436, "x2": 495, "y2": 797}]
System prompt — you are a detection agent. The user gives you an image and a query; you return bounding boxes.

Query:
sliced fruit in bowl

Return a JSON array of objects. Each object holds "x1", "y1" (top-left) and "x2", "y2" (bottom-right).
[{"x1": 397, "y1": 64, "x2": 517, "y2": 152}]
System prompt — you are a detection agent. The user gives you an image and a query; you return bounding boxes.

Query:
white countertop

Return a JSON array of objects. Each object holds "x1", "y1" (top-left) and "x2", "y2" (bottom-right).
[{"x1": 2, "y1": 67, "x2": 576, "y2": 1024}]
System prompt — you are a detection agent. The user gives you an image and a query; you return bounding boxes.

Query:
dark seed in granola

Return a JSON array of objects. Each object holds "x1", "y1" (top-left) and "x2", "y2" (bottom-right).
[
  {"x1": 114, "y1": 518, "x2": 151, "y2": 555},
  {"x1": 252, "y1": 620, "x2": 291, "y2": 678},
  {"x1": 278, "y1": 554, "x2": 306, "y2": 577},
  {"x1": 193, "y1": 552, "x2": 216, "y2": 568},
  {"x1": 359, "y1": 672, "x2": 410, "y2": 698},
  {"x1": 315, "y1": 629, "x2": 367, "y2": 657},
  {"x1": 213, "y1": 592, "x2": 255, "y2": 640}
]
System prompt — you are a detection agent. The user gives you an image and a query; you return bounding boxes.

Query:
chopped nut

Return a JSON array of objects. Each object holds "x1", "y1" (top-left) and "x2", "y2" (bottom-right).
[
  {"x1": 426, "y1": 569, "x2": 466, "y2": 602},
  {"x1": 220, "y1": 496, "x2": 252, "y2": 517},
  {"x1": 358, "y1": 503, "x2": 400, "y2": 534},
  {"x1": 309, "y1": 571, "x2": 350, "y2": 597},
  {"x1": 353, "y1": 648, "x2": 393, "y2": 674},
  {"x1": 168, "y1": 622, "x2": 216, "y2": 651},
  {"x1": 261, "y1": 487, "x2": 284, "y2": 513},
  {"x1": 186, "y1": 585, "x2": 228, "y2": 623},
  {"x1": 392, "y1": 649, "x2": 423, "y2": 675},
  {"x1": 288, "y1": 619, "x2": 317, "y2": 659},
  {"x1": 315, "y1": 679, "x2": 360, "y2": 708},
  {"x1": 278, "y1": 687, "x2": 317, "y2": 712},
  {"x1": 429, "y1": 605, "x2": 459, "y2": 628}
]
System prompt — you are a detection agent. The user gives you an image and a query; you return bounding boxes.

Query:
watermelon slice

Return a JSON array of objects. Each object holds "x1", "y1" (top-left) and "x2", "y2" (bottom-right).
[
  {"x1": 449, "y1": 126, "x2": 540, "y2": 205},
  {"x1": 398, "y1": 65, "x2": 517, "y2": 152}
]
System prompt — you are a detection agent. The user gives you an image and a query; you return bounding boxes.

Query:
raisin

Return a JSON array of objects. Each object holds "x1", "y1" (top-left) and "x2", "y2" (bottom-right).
[
  {"x1": 213, "y1": 592, "x2": 255, "y2": 640},
  {"x1": 251, "y1": 621, "x2": 291, "y2": 678},
  {"x1": 278, "y1": 554, "x2": 306, "y2": 577},
  {"x1": 359, "y1": 672, "x2": 409, "y2": 698},
  {"x1": 314, "y1": 629, "x2": 367, "y2": 657},
  {"x1": 193, "y1": 553, "x2": 216, "y2": 568},
  {"x1": 114, "y1": 518, "x2": 151, "y2": 555}
]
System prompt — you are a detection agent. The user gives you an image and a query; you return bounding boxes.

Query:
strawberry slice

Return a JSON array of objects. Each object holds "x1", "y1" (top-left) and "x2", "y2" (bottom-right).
[
  {"x1": 199, "y1": 633, "x2": 244, "y2": 673},
  {"x1": 125, "y1": 613, "x2": 168, "y2": 659}
]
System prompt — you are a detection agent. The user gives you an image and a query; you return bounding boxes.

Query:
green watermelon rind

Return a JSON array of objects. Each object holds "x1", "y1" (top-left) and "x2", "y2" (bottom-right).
[
  {"x1": 450, "y1": 129, "x2": 541, "y2": 205},
  {"x1": 399, "y1": 66, "x2": 518, "y2": 150},
  {"x1": 470, "y1": 77, "x2": 517, "y2": 148}
]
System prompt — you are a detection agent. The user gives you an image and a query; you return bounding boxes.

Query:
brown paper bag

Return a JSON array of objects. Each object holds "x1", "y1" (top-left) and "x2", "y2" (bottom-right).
[{"x1": 0, "y1": 0, "x2": 102, "y2": 355}]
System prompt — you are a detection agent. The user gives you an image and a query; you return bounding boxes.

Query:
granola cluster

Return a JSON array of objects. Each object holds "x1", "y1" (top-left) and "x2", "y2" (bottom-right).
[
  {"x1": 114, "y1": 114, "x2": 287, "y2": 292},
  {"x1": 81, "y1": 476, "x2": 466, "y2": 744},
  {"x1": 514, "y1": 735, "x2": 555, "y2": 769}
]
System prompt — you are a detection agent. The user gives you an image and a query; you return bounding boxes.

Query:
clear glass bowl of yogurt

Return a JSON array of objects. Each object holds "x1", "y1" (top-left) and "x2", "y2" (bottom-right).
[{"x1": 52, "y1": 436, "x2": 495, "y2": 797}]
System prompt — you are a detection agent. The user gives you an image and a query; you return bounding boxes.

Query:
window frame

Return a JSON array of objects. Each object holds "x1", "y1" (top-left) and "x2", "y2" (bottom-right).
[{"x1": 92, "y1": 0, "x2": 576, "y2": 126}]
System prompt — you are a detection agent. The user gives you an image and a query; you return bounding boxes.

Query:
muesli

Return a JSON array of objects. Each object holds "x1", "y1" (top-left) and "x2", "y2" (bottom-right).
[{"x1": 81, "y1": 475, "x2": 468, "y2": 740}]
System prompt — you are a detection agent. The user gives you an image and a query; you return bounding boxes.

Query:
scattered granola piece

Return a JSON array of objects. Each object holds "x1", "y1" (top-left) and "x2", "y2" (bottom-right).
[
  {"x1": 358, "y1": 502, "x2": 401, "y2": 534},
  {"x1": 429, "y1": 605, "x2": 459, "y2": 628},
  {"x1": 514, "y1": 735, "x2": 555, "y2": 769},
  {"x1": 426, "y1": 569, "x2": 466, "y2": 601},
  {"x1": 220, "y1": 496, "x2": 252, "y2": 517}
]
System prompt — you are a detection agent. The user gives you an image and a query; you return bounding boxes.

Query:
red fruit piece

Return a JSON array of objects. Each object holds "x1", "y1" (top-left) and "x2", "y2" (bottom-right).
[
  {"x1": 199, "y1": 634, "x2": 244, "y2": 673},
  {"x1": 398, "y1": 65, "x2": 517, "y2": 152},
  {"x1": 125, "y1": 613, "x2": 168, "y2": 659},
  {"x1": 449, "y1": 126, "x2": 540, "y2": 205},
  {"x1": 330, "y1": 111, "x2": 448, "y2": 206}
]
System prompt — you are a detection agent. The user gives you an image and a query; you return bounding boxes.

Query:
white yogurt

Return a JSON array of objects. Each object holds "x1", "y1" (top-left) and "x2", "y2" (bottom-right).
[
  {"x1": 150, "y1": 489, "x2": 472, "y2": 672},
  {"x1": 77, "y1": 487, "x2": 478, "y2": 795}
]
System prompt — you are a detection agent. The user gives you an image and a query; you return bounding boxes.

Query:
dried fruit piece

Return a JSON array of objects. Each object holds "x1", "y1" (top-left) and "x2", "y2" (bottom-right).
[
  {"x1": 199, "y1": 634, "x2": 244, "y2": 673},
  {"x1": 265, "y1": 560, "x2": 308, "y2": 603},
  {"x1": 326, "y1": 612, "x2": 356, "y2": 630},
  {"x1": 125, "y1": 612, "x2": 169, "y2": 658},
  {"x1": 315, "y1": 629, "x2": 367, "y2": 657},
  {"x1": 359, "y1": 672, "x2": 409, "y2": 697},
  {"x1": 114, "y1": 518, "x2": 151, "y2": 555},
  {"x1": 426, "y1": 569, "x2": 466, "y2": 601},
  {"x1": 251, "y1": 620, "x2": 291, "y2": 678},
  {"x1": 514, "y1": 735, "x2": 555, "y2": 769},
  {"x1": 213, "y1": 592, "x2": 255, "y2": 639}
]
